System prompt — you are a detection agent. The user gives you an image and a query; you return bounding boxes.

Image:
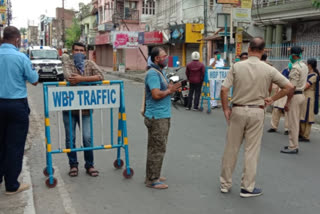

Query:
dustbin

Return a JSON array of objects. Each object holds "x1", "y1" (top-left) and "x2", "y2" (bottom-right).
[{"x1": 119, "y1": 63, "x2": 126, "y2": 73}]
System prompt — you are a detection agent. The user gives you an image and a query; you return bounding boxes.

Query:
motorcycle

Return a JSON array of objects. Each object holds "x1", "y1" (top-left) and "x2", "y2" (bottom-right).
[{"x1": 165, "y1": 62, "x2": 189, "y2": 107}]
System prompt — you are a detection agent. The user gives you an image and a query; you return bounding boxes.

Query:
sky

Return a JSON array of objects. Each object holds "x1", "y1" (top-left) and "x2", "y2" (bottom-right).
[{"x1": 11, "y1": 0, "x2": 91, "y2": 29}]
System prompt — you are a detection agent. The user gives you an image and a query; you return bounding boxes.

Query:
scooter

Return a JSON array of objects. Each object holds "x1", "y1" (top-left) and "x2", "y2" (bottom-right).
[{"x1": 165, "y1": 62, "x2": 189, "y2": 107}]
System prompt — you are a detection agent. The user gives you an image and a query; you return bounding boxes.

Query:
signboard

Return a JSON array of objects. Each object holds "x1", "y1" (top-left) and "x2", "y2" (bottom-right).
[
  {"x1": 217, "y1": 0, "x2": 239, "y2": 4},
  {"x1": 235, "y1": 29, "x2": 243, "y2": 56},
  {"x1": 185, "y1": 23, "x2": 204, "y2": 44},
  {"x1": 138, "y1": 32, "x2": 144, "y2": 44},
  {"x1": 0, "y1": 1, "x2": 6, "y2": 26},
  {"x1": 233, "y1": 8, "x2": 251, "y2": 22},
  {"x1": 95, "y1": 33, "x2": 110, "y2": 45},
  {"x1": 169, "y1": 24, "x2": 185, "y2": 44},
  {"x1": 48, "y1": 85, "x2": 120, "y2": 112},
  {"x1": 144, "y1": 31, "x2": 163, "y2": 44},
  {"x1": 241, "y1": 0, "x2": 253, "y2": 8},
  {"x1": 112, "y1": 31, "x2": 139, "y2": 49},
  {"x1": 208, "y1": 68, "x2": 229, "y2": 81}
]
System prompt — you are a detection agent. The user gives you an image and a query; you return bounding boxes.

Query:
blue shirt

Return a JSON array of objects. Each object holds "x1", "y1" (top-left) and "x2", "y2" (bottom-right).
[
  {"x1": 0, "y1": 43, "x2": 39, "y2": 99},
  {"x1": 144, "y1": 64, "x2": 171, "y2": 119}
]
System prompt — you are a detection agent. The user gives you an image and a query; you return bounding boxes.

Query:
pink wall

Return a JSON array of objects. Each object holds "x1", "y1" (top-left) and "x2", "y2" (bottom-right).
[{"x1": 125, "y1": 46, "x2": 148, "y2": 71}]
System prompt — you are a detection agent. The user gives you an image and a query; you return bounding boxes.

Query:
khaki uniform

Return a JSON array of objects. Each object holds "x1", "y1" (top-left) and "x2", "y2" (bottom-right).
[
  {"x1": 271, "y1": 92, "x2": 289, "y2": 131},
  {"x1": 287, "y1": 61, "x2": 308, "y2": 149},
  {"x1": 220, "y1": 56, "x2": 289, "y2": 192},
  {"x1": 300, "y1": 73, "x2": 318, "y2": 139}
]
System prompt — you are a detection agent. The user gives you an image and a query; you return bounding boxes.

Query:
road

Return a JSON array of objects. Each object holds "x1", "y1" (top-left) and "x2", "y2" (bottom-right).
[{"x1": 11, "y1": 74, "x2": 320, "y2": 214}]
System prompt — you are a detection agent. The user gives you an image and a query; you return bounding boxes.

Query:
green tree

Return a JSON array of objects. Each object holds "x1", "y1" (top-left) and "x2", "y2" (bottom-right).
[
  {"x1": 20, "y1": 27, "x2": 27, "y2": 37},
  {"x1": 65, "y1": 18, "x2": 81, "y2": 49},
  {"x1": 312, "y1": 0, "x2": 320, "y2": 8}
]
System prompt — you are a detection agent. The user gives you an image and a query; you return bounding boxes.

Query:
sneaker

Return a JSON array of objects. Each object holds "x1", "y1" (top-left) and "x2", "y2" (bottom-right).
[
  {"x1": 299, "y1": 137, "x2": 310, "y2": 142},
  {"x1": 284, "y1": 130, "x2": 289, "y2": 135},
  {"x1": 220, "y1": 186, "x2": 229, "y2": 193},
  {"x1": 5, "y1": 183, "x2": 30, "y2": 195},
  {"x1": 280, "y1": 147, "x2": 299, "y2": 154},
  {"x1": 192, "y1": 108, "x2": 199, "y2": 111},
  {"x1": 240, "y1": 188, "x2": 263, "y2": 198},
  {"x1": 267, "y1": 128, "x2": 277, "y2": 133},
  {"x1": 185, "y1": 107, "x2": 191, "y2": 110}
]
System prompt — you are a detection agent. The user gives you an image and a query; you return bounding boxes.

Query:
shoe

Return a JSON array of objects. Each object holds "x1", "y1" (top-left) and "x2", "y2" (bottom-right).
[
  {"x1": 185, "y1": 107, "x2": 191, "y2": 110},
  {"x1": 299, "y1": 137, "x2": 310, "y2": 142},
  {"x1": 192, "y1": 108, "x2": 199, "y2": 111},
  {"x1": 280, "y1": 147, "x2": 299, "y2": 154},
  {"x1": 284, "y1": 130, "x2": 289, "y2": 135},
  {"x1": 220, "y1": 186, "x2": 229, "y2": 193},
  {"x1": 240, "y1": 188, "x2": 263, "y2": 198},
  {"x1": 267, "y1": 128, "x2": 277, "y2": 133},
  {"x1": 5, "y1": 183, "x2": 30, "y2": 195}
]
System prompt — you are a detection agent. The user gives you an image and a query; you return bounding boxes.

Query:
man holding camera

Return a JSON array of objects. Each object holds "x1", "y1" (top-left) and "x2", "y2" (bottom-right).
[{"x1": 186, "y1": 51, "x2": 205, "y2": 111}]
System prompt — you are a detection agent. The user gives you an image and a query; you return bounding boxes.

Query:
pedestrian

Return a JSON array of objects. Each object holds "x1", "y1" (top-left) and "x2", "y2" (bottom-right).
[
  {"x1": 268, "y1": 67, "x2": 290, "y2": 135},
  {"x1": 62, "y1": 42, "x2": 104, "y2": 177},
  {"x1": 185, "y1": 51, "x2": 205, "y2": 111},
  {"x1": 220, "y1": 37, "x2": 293, "y2": 198},
  {"x1": 61, "y1": 49, "x2": 70, "y2": 64},
  {"x1": 143, "y1": 47, "x2": 181, "y2": 189},
  {"x1": 281, "y1": 46, "x2": 308, "y2": 154},
  {"x1": 299, "y1": 58, "x2": 319, "y2": 142},
  {"x1": 209, "y1": 50, "x2": 225, "y2": 109},
  {"x1": 239, "y1": 52, "x2": 248, "y2": 61},
  {"x1": 0, "y1": 26, "x2": 39, "y2": 195}
]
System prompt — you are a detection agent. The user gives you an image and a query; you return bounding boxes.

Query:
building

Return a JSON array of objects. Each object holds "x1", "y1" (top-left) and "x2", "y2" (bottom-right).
[{"x1": 27, "y1": 25, "x2": 38, "y2": 46}]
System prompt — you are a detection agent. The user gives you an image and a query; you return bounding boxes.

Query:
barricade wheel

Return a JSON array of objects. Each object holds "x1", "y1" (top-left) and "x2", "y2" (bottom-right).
[
  {"x1": 45, "y1": 177, "x2": 58, "y2": 188},
  {"x1": 43, "y1": 167, "x2": 55, "y2": 177},
  {"x1": 199, "y1": 107, "x2": 204, "y2": 112},
  {"x1": 113, "y1": 159, "x2": 124, "y2": 169},
  {"x1": 207, "y1": 109, "x2": 211, "y2": 114},
  {"x1": 123, "y1": 168, "x2": 134, "y2": 179}
]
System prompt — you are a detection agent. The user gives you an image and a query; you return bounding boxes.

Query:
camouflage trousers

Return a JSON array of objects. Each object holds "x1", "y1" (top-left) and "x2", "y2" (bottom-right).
[{"x1": 144, "y1": 117, "x2": 171, "y2": 182}]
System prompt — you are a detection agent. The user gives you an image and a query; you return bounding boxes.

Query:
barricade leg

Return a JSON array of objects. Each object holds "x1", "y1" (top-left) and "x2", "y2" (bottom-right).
[{"x1": 113, "y1": 110, "x2": 124, "y2": 169}]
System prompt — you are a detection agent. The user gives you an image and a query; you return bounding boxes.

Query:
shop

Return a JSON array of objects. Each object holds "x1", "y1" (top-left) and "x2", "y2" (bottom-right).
[{"x1": 95, "y1": 32, "x2": 113, "y2": 67}]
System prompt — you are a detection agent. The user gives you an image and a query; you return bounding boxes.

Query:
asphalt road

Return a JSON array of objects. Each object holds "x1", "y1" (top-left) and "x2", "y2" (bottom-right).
[{"x1": 24, "y1": 74, "x2": 320, "y2": 214}]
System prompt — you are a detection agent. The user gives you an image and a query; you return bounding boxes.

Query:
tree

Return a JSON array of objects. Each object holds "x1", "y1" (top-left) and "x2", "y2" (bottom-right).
[
  {"x1": 20, "y1": 27, "x2": 27, "y2": 38},
  {"x1": 312, "y1": 0, "x2": 320, "y2": 8},
  {"x1": 65, "y1": 18, "x2": 81, "y2": 50}
]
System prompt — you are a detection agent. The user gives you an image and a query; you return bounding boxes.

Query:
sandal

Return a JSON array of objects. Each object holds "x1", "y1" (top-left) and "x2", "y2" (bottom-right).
[
  {"x1": 68, "y1": 167, "x2": 78, "y2": 177},
  {"x1": 146, "y1": 181, "x2": 168, "y2": 189},
  {"x1": 144, "y1": 177, "x2": 166, "y2": 184},
  {"x1": 86, "y1": 167, "x2": 99, "y2": 177}
]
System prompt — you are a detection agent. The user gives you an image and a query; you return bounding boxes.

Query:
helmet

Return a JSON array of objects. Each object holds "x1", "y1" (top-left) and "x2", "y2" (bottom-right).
[{"x1": 191, "y1": 51, "x2": 200, "y2": 61}]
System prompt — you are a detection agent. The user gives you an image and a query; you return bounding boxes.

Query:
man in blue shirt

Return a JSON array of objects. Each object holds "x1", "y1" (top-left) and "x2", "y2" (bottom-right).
[
  {"x1": 144, "y1": 47, "x2": 181, "y2": 189},
  {"x1": 0, "y1": 26, "x2": 38, "y2": 195}
]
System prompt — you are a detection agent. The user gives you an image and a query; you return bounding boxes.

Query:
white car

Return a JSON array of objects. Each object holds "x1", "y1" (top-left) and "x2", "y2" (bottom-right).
[{"x1": 27, "y1": 46, "x2": 64, "y2": 81}]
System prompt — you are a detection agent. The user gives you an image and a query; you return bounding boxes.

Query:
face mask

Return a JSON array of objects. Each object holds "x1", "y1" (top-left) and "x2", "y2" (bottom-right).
[
  {"x1": 288, "y1": 62, "x2": 293, "y2": 71},
  {"x1": 217, "y1": 54, "x2": 221, "y2": 61},
  {"x1": 235, "y1": 58, "x2": 240, "y2": 62},
  {"x1": 289, "y1": 54, "x2": 302, "y2": 63},
  {"x1": 159, "y1": 57, "x2": 169, "y2": 68},
  {"x1": 74, "y1": 53, "x2": 86, "y2": 74}
]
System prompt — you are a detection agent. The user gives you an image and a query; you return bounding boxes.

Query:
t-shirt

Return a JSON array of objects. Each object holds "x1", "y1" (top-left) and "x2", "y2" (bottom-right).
[
  {"x1": 223, "y1": 56, "x2": 289, "y2": 106},
  {"x1": 144, "y1": 68, "x2": 171, "y2": 119}
]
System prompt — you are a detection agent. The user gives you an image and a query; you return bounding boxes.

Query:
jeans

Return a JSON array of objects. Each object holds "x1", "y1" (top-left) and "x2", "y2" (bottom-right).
[
  {"x1": 188, "y1": 83, "x2": 202, "y2": 109},
  {"x1": 0, "y1": 98, "x2": 30, "y2": 192},
  {"x1": 62, "y1": 111, "x2": 94, "y2": 169}
]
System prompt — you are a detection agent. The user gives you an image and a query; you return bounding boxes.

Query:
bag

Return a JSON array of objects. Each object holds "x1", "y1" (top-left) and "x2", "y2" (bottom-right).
[{"x1": 140, "y1": 68, "x2": 168, "y2": 116}]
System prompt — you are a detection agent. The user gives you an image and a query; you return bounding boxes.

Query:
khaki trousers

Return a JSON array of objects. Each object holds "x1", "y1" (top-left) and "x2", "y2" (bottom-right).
[
  {"x1": 271, "y1": 108, "x2": 289, "y2": 131},
  {"x1": 300, "y1": 122, "x2": 312, "y2": 140},
  {"x1": 220, "y1": 107, "x2": 265, "y2": 192},
  {"x1": 288, "y1": 94, "x2": 305, "y2": 149}
]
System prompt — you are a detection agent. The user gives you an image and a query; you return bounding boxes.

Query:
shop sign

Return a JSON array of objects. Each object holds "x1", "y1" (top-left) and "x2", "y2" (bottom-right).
[
  {"x1": 144, "y1": 31, "x2": 163, "y2": 44},
  {"x1": 233, "y1": 8, "x2": 251, "y2": 23},
  {"x1": 217, "y1": 0, "x2": 239, "y2": 4},
  {"x1": 185, "y1": 23, "x2": 204, "y2": 44},
  {"x1": 241, "y1": 0, "x2": 253, "y2": 8},
  {"x1": 112, "y1": 31, "x2": 139, "y2": 49},
  {"x1": 95, "y1": 33, "x2": 110, "y2": 45},
  {"x1": 169, "y1": 24, "x2": 185, "y2": 44}
]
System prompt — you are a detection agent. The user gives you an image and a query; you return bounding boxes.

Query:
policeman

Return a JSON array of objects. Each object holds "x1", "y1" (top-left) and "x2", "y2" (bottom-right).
[
  {"x1": 220, "y1": 37, "x2": 293, "y2": 198},
  {"x1": 281, "y1": 46, "x2": 308, "y2": 154}
]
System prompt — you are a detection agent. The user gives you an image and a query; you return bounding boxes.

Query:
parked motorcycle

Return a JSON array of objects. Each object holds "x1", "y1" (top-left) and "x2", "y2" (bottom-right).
[{"x1": 165, "y1": 62, "x2": 189, "y2": 107}]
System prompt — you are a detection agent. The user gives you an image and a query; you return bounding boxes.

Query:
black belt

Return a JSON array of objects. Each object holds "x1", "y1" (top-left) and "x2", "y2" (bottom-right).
[
  {"x1": 233, "y1": 104, "x2": 265, "y2": 109},
  {"x1": 0, "y1": 98, "x2": 27, "y2": 102},
  {"x1": 294, "y1": 91, "x2": 303, "y2": 95}
]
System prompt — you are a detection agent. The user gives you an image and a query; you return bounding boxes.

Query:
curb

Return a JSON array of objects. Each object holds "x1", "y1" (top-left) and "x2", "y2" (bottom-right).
[{"x1": 104, "y1": 71, "x2": 144, "y2": 83}]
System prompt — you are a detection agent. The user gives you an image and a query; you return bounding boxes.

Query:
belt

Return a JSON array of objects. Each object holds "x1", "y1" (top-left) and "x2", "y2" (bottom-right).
[
  {"x1": 294, "y1": 91, "x2": 303, "y2": 95},
  {"x1": 233, "y1": 104, "x2": 265, "y2": 109},
  {"x1": 0, "y1": 98, "x2": 27, "y2": 101}
]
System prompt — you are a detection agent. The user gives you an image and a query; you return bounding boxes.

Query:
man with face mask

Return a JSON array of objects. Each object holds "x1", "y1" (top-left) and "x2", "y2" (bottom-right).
[
  {"x1": 143, "y1": 47, "x2": 181, "y2": 189},
  {"x1": 0, "y1": 26, "x2": 39, "y2": 195},
  {"x1": 281, "y1": 46, "x2": 308, "y2": 154},
  {"x1": 62, "y1": 42, "x2": 104, "y2": 177}
]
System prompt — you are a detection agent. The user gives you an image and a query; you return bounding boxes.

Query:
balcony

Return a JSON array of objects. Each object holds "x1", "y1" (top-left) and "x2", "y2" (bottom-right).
[
  {"x1": 252, "y1": 0, "x2": 319, "y2": 23},
  {"x1": 106, "y1": 8, "x2": 140, "y2": 24}
]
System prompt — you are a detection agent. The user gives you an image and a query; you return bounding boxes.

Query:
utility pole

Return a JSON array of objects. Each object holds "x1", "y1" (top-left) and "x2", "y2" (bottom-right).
[
  {"x1": 62, "y1": 0, "x2": 65, "y2": 48},
  {"x1": 204, "y1": 0, "x2": 208, "y2": 65},
  {"x1": 7, "y1": 0, "x2": 11, "y2": 26}
]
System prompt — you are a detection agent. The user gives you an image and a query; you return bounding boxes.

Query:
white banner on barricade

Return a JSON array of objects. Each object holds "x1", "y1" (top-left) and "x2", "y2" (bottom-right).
[
  {"x1": 208, "y1": 68, "x2": 229, "y2": 81},
  {"x1": 48, "y1": 85, "x2": 120, "y2": 111}
]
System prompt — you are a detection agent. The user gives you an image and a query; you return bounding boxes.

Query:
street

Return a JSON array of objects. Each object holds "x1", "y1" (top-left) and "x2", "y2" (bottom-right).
[{"x1": 2, "y1": 73, "x2": 319, "y2": 214}]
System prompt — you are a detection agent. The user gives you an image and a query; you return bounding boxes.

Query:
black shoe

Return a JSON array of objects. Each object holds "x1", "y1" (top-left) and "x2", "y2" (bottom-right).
[
  {"x1": 284, "y1": 130, "x2": 289, "y2": 135},
  {"x1": 280, "y1": 147, "x2": 299, "y2": 154},
  {"x1": 267, "y1": 128, "x2": 277, "y2": 133},
  {"x1": 299, "y1": 137, "x2": 310, "y2": 142},
  {"x1": 240, "y1": 188, "x2": 263, "y2": 198}
]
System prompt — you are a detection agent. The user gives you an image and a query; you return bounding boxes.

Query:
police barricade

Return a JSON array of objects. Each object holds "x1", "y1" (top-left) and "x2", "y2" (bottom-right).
[
  {"x1": 200, "y1": 67, "x2": 233, "y2": 113},
  {"x1": 42, "y1": 80, "x2": 133, "y2": 188}
]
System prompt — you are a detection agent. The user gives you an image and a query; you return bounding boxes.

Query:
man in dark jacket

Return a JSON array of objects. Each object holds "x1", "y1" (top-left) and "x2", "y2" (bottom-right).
[{"x1": 185, "y1": 51, "x2": 205, "y2": 110}]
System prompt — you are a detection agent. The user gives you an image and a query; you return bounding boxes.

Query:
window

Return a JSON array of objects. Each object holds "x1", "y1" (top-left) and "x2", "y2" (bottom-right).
[
  {"x1": 142, "y1": 0, "x2": 155, "y2": 15},
  {"x1": 129, "y1": 2, "x2": 137, "y2": 9}
]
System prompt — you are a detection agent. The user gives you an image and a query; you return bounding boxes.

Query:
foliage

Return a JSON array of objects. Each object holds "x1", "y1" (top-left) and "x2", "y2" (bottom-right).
[
  {"x1": 20, "y1": 27, "x2": 27, "y2": 36},
  {"x1": 312, "y1": 0, "x2": 320, "y2": 8},
  {"x1": 65, "y1": 18, "x2": 81, "y2": 49}
]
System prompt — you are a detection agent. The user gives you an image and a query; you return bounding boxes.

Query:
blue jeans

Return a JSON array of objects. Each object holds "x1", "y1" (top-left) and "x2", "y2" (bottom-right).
[{"x1": 63, "y1": 111, "x2": 94, "y2": 169}]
